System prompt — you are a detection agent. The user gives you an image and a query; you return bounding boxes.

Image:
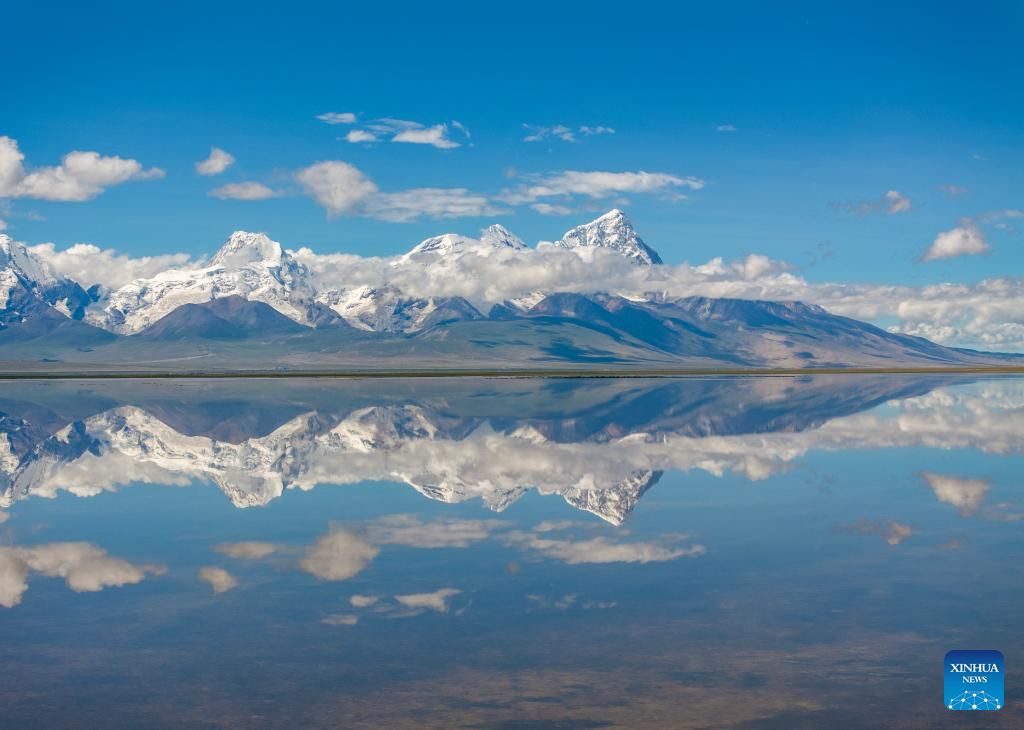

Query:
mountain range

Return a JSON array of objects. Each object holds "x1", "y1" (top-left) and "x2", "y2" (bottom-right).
[
  {"x1": 1, "y1": 210, "x2": 1018, "y2": 371},
  {"x1": 0, "y1": 374, "x2": 993, "y2": 523}
]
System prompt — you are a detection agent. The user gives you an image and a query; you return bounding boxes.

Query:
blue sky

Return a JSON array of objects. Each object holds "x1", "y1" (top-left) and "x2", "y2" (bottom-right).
[{"x1": 2, "y1": 0, "x2": 1022, "y2": 288}]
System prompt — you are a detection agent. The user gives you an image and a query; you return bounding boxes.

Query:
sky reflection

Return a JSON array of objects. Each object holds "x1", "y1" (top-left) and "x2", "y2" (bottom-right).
[{"x1": 0, "y1": 375, "x2": 1021, "y2": 728}]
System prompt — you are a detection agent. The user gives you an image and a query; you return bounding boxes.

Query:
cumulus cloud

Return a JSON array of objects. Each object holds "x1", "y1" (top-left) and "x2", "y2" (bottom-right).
[
  {"x1": 349, "y1": 594, "x2": 378, "y2": 608},
  {"x1": 317, "y1": 112, "x2": 358, "y2": 125},
  {"x1": 392, "y1": 124, "x2": 460, "y2": 149},
  {"x1": 28, "y1": 242, "x2": 193, "y2": 290},
  {"x1": 208, "y1": 182, "x2": 281, "y2": 200},
  {"x1": 213, "y1": 541, "x2": 281, "y2": 560},
  {"x1": 502, "y1": 531, "x2": 705, "y2": 564},
  {"x1": 922, "y1": 218, "x2": 989, "y2": 261},
  {"x1": 0, "y1": 136, "x2": 163, "y2": 202},
  {"x1": 0, "y1": 542, "x2": 165, "y2": 608},
  {"x1": 367, "y1": 514, "x2": 509, "y2": 548},
  {"x1": 195, "y1": 148, "x2": 235, "y2": 176},
  {"x1": 298, "y1": 526, "x2": 379, "y2": 581},
  {"x1": 502, "y1": 170, "x2": 704, "y2": 204},
  {"x1": 198, "y1": 566, "x2": 238, "y2": 593},
  {"x1": 293, "y1": 161, "x2": 499, "y2": 221},
  {"x1": 294, "y1": 161, "x2": 380, "y2": 217},
  {"x1": 393, "y1": 587, "x2": 461, "y2": 613},
  {"x1": 345, "y1": 130, "x2": 378, "y2": 144},
  {"x1": 921, "y1": 472, "x2": 990, "y2": 516},
  {"x1": 830, "y1": 189, "x2": 912, "y2": 216}
]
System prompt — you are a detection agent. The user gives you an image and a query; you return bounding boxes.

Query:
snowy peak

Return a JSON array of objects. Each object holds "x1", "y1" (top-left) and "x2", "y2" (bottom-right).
[
  {"x1": 480, "y1": 224, "x2": 527, "y2": 251},
  {"x1": 0, "y1": 234, "x2": 92, "y2": 320},
  {"x1": 403, "y1": 233, "x2": 477, "y2": 259},
  {"x1": 211, "y1": 231, "x2": 285, "y2": 267},
  {"x1": 0, "y1": 234, "x2": 59, "y2": 288},
  {"x1": 555, "y1": 209, "x2": 663, "y2": 265}
]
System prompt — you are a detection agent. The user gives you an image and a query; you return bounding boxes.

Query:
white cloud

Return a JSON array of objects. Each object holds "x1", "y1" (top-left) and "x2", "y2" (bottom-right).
[
  {"x1": 0, "y1": 136, "x2": 164, "y2": 202},
  {"x1": 29, "y1": 242, "x2": 194, "y2": 290},
  {"x1": 0, "y1": 511, "x2": 8, "y2": 523},
  {"x1": 392, "y1": 124, "x2": 460, "y2": 149},
  {"x1": 531, "y1": 203, "x2": 574, "y2": 216},
  {"x1": 523, "y1": 125, "x2": 615, "y2": 142},
  {"x1": 294, "y1": 161, "x2": 379, "y2": 217},
  {"x1": 298, "y1": 526, "x2": 379, "y2": 581},
  {"x1": 213, "y1": 541, "x2": 281, "y2": 560},
  {"x1": 922, "y1": 218, "x2": 989, "y2": 261},
  {"x1": 366, "y1": 188, "x2": 506, "y2": 222},
  {"x1": 339, "y1": 118, "x2": 467, "y2": 149},
  {"x1": 294, "y1": 161, "x2": 498, "y2": 222},
  {"x1": 831, "y1": 189, "x2": 912, "y2": 216},
  {"x1": 502, "y1": 531, "x2": 705, "y2": 564},
  {"x1": 291, "y1": 224, "x2": 1024, "y2": 351},
  {"x1": 715, "y1": 124, "x2": 737, "y2": 132},
  {"x1": 939, "y1": 184, "x2": 968, "y2": 197},
  {"x1": 345, "y1": 130, "x2": 378, "y2": 144},
  {"x1": 921, "y1": 472, "x2": 990, "y2": 516},
  {"x1": 209, "y1": 182, "x2": 281, "y2": 200},
  {"x1": 367, "y1": 514, "x2": 509, "y2": 548},
  {"x1": 195, "y1": 148, "x2": 235, "y2": 176},
  {"x1": 394, "y1": 587, "x2": 461, "y2": 613},
  {"x1": 0, "y1": 542, "x2": 165, "y2": 608},
  {"x1": 317, "y1": 112, "x2": 358, "y2": 125},
  {"x1": 503, "y1": 170, "x2": 704, "y2": 204},
  {"x1": 198, "y1": 566, "x2": 238, "y2": 593},
  {"x1": 322, "y1": 613, "x2": 359, "y2": 625},
  {"x1": 884, "y1": 190, "x2": 912, "y2": 213},
  {"x1": 0, "y1": 218, "x2": 6, "y2": 231},
  {"x1": 349, "y1": 594, "x2": 379, "y2": 608}
]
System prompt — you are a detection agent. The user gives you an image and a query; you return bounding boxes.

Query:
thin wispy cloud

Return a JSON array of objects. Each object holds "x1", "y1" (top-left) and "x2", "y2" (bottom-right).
[
  {"x1": 502, "y1": 170, "x2": 704, "y2": 205},
  {"x1": 338, "y1": 118, "x2": 469, "y2": 149},
  {"x1": 715, "y1": 124, "x2": 737, "y2": 132},
  {"x1": 317, "y1": 112, "x2": 358, "y2": 124},
  {"x1": 208, "y1": 182, "x2": 282, "y2": 200},
  {"x1": 522, "y1": 124, "x2": 615, "y2": 142},
  {"x1": 195, "y1": 147, "x2": 235, "y2": 176},
  {"x1": 0, "y1": 136, "x2": 163, "y2": 202},
  {"x1": 830, "y1": 189, "x2": 912, "y2": 216}
]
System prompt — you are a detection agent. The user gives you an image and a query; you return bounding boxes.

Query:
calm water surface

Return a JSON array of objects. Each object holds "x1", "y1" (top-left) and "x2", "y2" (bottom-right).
[{"x1": 0, "y1": 375, "x2": 1021, "y2": 728}]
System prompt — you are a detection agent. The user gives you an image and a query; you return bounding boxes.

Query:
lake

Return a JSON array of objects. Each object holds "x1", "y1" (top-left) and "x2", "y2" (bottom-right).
[{"x1": 1, "y1": 375, "x2": 1021, "y2": 728}]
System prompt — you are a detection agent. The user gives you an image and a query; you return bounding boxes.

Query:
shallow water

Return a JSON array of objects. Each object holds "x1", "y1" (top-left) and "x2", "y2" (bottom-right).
[{"x1": 0, "y1": 375, "x2": 1021, "y2": 728}]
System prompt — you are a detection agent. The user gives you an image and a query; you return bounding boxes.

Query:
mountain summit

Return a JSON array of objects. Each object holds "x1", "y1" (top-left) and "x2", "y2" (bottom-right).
[{"x1": 554, "y1": 209, "x2": 663, "y2": 265}]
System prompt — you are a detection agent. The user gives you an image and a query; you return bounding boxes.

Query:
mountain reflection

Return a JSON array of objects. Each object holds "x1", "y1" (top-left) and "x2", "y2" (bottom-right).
[{"x1": 1, "y1": 375, "x2": 1021, "y2": 524}]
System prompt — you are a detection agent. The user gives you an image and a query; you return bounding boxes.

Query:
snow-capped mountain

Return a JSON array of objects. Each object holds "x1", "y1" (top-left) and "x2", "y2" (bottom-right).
[
  {"x1": 0, "y1": 235, "x2": 94, "y2": 324},
  {"x1": 403, "y1": 224, "x2": 528, "y2": 261},
  {"x1": 552, "y1": 209, "x2": 663, "y2": 265},
  {"x1": 87, "y1": 231, "x2": 327, "y2": 334},
  {"x1": 316, "y1": 285, "x2": 482, "y2": 333}
]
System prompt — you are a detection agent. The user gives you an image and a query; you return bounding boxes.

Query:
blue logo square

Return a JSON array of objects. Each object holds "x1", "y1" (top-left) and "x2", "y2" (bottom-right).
[{"x1": 945, "y1": 650, "x2": 1003, "y2": 710}]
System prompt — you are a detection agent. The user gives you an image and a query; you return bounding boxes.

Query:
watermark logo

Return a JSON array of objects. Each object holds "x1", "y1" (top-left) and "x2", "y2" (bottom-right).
[{"x1": 945, "y1": 650, "x2": 1003, "y2": 710}]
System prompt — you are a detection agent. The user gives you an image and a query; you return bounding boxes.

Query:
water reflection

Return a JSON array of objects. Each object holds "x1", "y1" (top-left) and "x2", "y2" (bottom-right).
[
  {"x1": 0, "y1": 375, "x2": 1021, "y2": 728},
  {"x1": 3, "y1": 375, "x2": 1020, "y2": 523}
]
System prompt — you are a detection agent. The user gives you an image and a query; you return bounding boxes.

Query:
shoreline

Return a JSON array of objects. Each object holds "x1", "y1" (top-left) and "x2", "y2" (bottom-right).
[{"x1": 1, "y1": 366, "x2": 1023, "y2": 380}]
